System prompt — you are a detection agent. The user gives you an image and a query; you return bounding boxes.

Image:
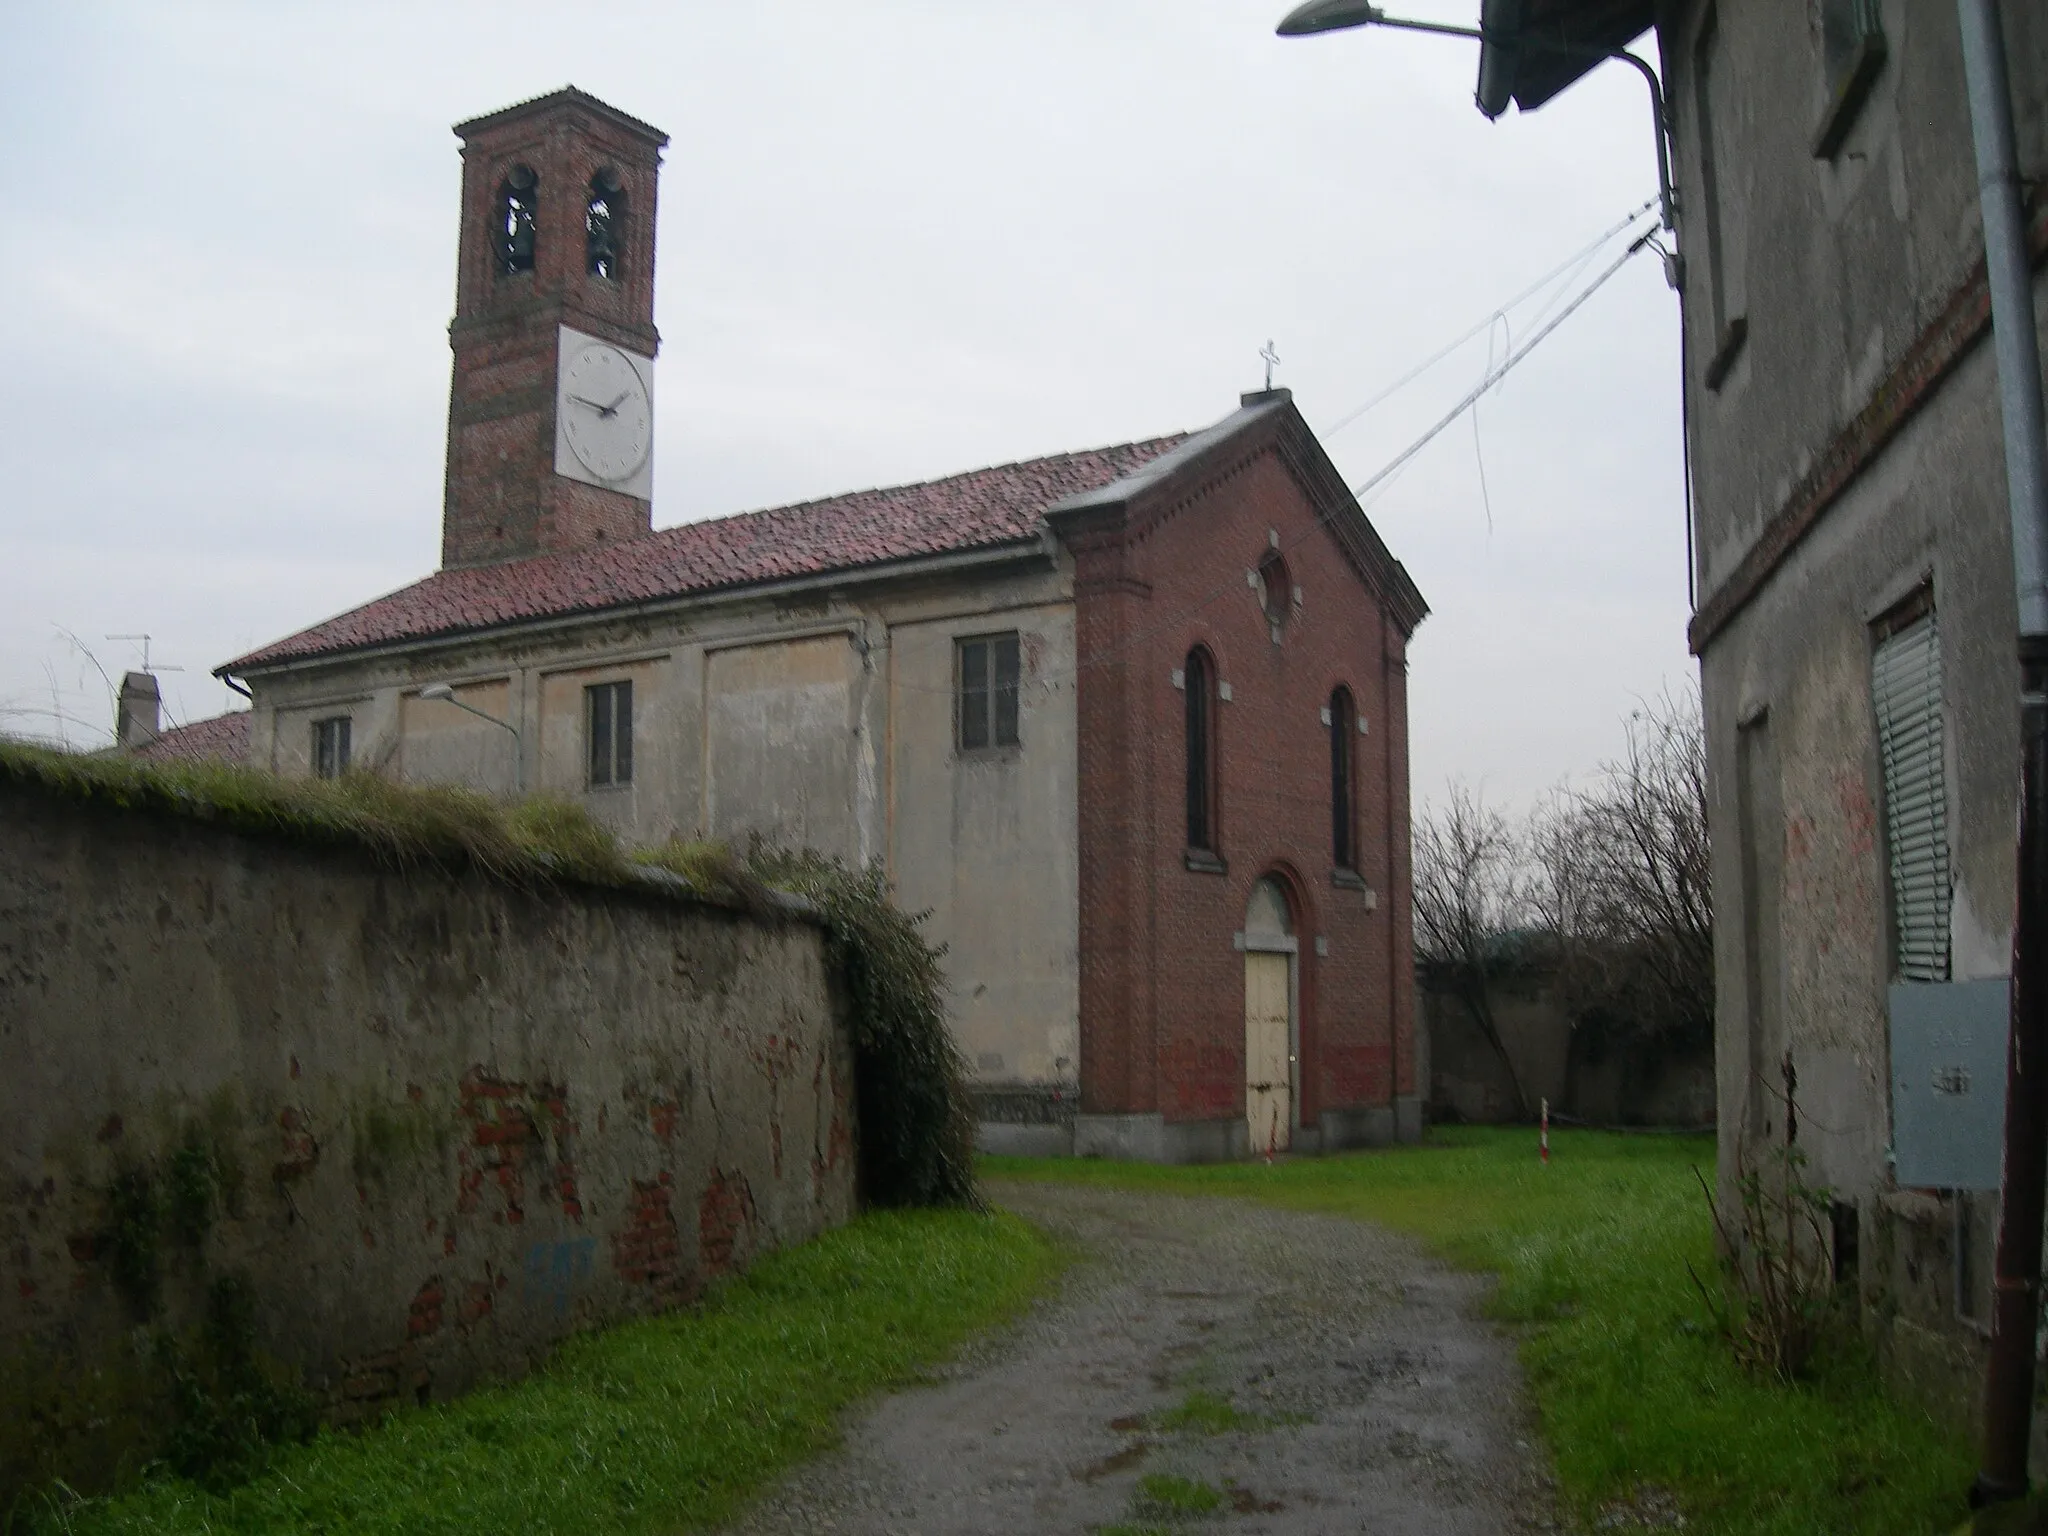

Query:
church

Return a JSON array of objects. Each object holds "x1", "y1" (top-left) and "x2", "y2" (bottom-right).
[{"x1": 156, "y1": 87, "x2": 1429, "y2": 1161}]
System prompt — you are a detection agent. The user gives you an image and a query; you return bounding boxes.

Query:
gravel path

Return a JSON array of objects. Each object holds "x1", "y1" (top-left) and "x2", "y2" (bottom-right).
[{"x1": 722, "y1": 1179, "x2": 1557, "y2": 1535}]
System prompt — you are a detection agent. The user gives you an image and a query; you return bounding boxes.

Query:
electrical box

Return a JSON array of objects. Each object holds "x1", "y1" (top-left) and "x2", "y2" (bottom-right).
[{"x1": 1889, "y1": 978, "x2": 2008, "y2": 1191}]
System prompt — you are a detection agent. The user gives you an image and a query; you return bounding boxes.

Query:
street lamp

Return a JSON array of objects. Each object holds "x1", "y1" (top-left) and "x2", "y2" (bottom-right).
[
  {"x1": 1274, "y1": 0, "x2": 1676, "y2": 236},
  {"x1": 1277, "y1": 1, "x2": 1477, "y2": 40},
  {"x1": 419, "y1": 682, "x2": 524, "y2": 795}
]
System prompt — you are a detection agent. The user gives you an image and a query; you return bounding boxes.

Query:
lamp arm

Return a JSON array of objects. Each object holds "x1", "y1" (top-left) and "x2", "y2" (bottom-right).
[
  {"x1": 1606, "y1": 48, "x2": 1677, "y2": 232},
  {"x1": 440, "y1": 697, "x2": 525, "y2": 794},
  {"x1": 1354, "y1": 14, "x2": 1482, "y2": 40},
  {"x1": 1286, "y1": 8, "x2": 1677, "y2": 233}
]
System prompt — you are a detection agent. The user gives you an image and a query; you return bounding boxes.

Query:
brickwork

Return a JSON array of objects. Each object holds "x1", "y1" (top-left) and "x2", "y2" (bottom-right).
[
  {"x1": 441, "y1": 89, "x2": 668, "y2": 569},
  {"x1": 1068, "y1": 407, "x2": 1420, "y2": 1132}
]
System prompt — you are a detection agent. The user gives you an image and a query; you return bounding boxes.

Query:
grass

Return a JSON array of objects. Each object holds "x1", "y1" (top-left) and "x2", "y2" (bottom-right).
[
  {"x1": 988, "y1": 1128, "x2": 1975, "y2": 1535},
  {"x1": 42, "y1": 1208, "x2": 1059, "y2": 1536},
  {"x1": 1150, "y1": 1388, "x2": 1292, "y2": 1435},
  {"x1": 1133, "y1": 1472, "x2": 1222, "y2": 1517}
]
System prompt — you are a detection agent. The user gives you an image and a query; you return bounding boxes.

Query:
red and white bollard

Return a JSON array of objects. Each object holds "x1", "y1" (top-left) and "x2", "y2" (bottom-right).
[{"x1": 1540, "y1": 1097, "x2": 1550, "y2": 1167}]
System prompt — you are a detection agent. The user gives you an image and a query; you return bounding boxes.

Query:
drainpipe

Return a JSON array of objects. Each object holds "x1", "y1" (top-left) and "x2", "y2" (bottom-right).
[{"x1": 1958, "y1": 0, "x2": 2048, "y2": 1507}]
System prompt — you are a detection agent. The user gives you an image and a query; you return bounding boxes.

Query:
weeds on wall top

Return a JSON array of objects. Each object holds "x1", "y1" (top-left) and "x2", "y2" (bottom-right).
[{"x1": 0, "y1": 741, "x2": 745, "y2": 906}]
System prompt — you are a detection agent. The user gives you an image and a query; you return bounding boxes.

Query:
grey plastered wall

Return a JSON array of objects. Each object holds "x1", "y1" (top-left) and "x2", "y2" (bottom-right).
[
  {"x1": 887, "y1": 596, "x2": 1081, "y2": 1097},
  {"x1": 1420, "y1": 974, "x2": 1714, "y2": 1129},
  {"x1": 238, "y1": 555, "x2": 1079, "y2": 1125},
  {"x1": 1700, "y1": 339, "x2": 2024, "y2": 1200},
  {"x1": 1668, "y1": 0, "x2": 2048, "y2": 596},
  {"x1": 0, "y1": 781, "x2": 856, "y2": 1494}
]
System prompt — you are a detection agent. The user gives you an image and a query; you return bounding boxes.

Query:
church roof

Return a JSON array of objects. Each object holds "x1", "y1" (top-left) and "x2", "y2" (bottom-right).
[
  {"x1": 135, "y1": 710, "x2": 250, "y2": 764},
  {"x1": 223, "y1": 436, "x2": 1188, "y2": 674}
]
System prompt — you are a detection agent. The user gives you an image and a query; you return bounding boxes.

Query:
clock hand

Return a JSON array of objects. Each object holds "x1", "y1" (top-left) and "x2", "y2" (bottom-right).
[
  {"x1": 600, "y1": 391, "x2": 630, "y2": 418},
  {"x1": 567, "y1": 394, "x2": 611, "y2": 412}
]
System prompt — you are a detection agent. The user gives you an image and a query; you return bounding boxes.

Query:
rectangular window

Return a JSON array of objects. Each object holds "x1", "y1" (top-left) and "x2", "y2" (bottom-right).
[
  {"x1": 586, "y1": 679, "x2": 633, "y2": 788},
  {"x1": 1873, "y1": 594, "x2": 1950, "y2": 982},
  {"x1": 1693, "y1": 4, "x2": 1748, "y2": 389},
  {"x1": 1186, "y1": 649, "x2": 1216, "y2": 853},
  {"x1": 1814, "y1": 0, "x2": 1886, "y2": 159},
  {"x1": 957, "y1": 632, "x2": 1020, "y2": 751},
  {"x1": 312, "y1": 717, "x2": 351, "y2": 780},
  {"x1": 1330, "y1": 690, "x2": 1356, "y2": 871}
]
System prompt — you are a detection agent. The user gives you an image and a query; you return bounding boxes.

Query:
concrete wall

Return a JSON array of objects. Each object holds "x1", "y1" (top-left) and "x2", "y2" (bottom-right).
[
  {"x1": 0, "y1": 780, "x2": 855, "y2": 1495},
  {"x1": 1669, "y1": 0, "x2": 2048, "y2": 600},
  {"x1": 1420, "y1": 973, "x2": 1715, "y2": 1129},
  {"x1": 238, "y1": 555, "x2": 1079, "y2": 1126},
  {"x1": 1663, "y1": 0, "x2": 2048, "y2": 1444}
]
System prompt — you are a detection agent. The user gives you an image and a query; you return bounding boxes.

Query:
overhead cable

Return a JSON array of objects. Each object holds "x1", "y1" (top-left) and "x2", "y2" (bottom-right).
[
  {"x1": 1317, "y1": 196, "x2": 1657, "y2": 443},
  {"x1": 1351, "y1": 229, "x2": 1655, "y2": 501}
]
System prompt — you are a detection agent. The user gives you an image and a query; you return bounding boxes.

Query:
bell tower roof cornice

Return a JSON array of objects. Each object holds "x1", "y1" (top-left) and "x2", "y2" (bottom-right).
[{"x1": 454, "y1": 86, "x2": 669, "y2": 150}]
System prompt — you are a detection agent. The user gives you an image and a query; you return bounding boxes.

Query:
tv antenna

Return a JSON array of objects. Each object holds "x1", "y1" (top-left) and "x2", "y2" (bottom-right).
[{"x1": 107, "y1": 634, "x2": 184, "y2": 674}]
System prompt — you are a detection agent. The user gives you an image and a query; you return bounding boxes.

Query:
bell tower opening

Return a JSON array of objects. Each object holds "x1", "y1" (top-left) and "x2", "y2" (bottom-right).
[
  {"x1": 442, "y1": 88, "x2": 668, "y2": 571},
  {"x1": 586, "y1": 170, "x2": 625, "y2": 280},
  {"x1": 493, "y1": 166, "x2": 538, "y2": 275}
]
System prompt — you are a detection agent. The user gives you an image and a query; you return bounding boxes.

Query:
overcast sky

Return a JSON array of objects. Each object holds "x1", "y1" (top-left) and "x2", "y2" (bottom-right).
[{"x1": 0, "y1": 0, "x2": 1691, "y2": 815}]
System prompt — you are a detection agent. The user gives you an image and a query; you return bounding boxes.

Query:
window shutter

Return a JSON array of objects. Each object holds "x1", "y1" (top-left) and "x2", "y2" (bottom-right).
[{"x1": 1873, "y1": 610, "x2": 1950, "y2": 982}]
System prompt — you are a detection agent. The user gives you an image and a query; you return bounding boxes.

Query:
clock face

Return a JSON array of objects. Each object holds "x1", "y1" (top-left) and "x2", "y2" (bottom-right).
[{"x1": 559, "y1": 342, "x2": 652, "y2": 484}]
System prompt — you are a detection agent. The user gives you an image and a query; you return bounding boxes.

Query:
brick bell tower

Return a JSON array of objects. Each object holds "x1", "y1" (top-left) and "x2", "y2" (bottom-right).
[{"x1": 442, "y1": 88, "x2": 668, "y2": 569}]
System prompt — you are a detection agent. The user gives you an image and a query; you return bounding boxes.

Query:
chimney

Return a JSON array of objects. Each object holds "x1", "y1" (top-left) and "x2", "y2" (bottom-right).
[{"x1": 116, "y1": 671, "x2": 160, "y2": 752}]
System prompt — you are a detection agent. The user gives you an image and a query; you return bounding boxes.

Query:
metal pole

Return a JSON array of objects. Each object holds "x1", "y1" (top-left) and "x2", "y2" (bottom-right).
[
  {"x1": 442, "y1": 697, "x2": 525, "y2": 795},
  {"x1": 1957, "y1": 0, "x2": 2048, "y2": 1506},
  {"x1": 1605, "y1": 49, "x2": 1676, "y2": 232},
  {"x1": 1356, "y1": 14, "x2": 1677, "y2": 231}
]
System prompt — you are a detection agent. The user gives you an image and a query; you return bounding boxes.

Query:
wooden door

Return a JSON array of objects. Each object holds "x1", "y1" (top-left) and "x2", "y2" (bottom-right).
[{"x1": 1244, "y1": 950, "x2": 1292, "y2": 1153}]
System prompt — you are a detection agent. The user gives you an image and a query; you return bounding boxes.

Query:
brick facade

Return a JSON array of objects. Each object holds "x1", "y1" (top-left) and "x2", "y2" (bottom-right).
[
  {"x1": 1058, "y1": 394, "x2": 1423, "y2": 1149},
  {"x1": 442, "y1": 88, "x2": 667, "y2": 569}
]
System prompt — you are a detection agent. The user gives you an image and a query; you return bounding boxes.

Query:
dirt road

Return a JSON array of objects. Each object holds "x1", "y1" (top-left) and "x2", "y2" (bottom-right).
[{"x1": 723, "y1": 1179, "x2": 1556, "y2": 1534}]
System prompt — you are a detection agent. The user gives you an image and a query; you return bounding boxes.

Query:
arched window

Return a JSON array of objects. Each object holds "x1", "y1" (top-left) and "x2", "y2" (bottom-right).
[
  {"x1": 494, "y1": 165, "x2": 538, "y2": 275},
  {"x1": 1330, "y1": 686, "x2": 1356, "y2": 871},
  {"x1": 586, "y1": 169, "x2": 626, "y2": 279},
  {"x1": 1186, "y1": 647, "x2": 1219, "y2": 854}
]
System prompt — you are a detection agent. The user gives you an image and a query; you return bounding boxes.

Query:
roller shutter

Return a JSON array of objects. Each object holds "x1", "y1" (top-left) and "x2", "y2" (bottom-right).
[{"x1": 1872, "y1": 608, "x2": 1950, "y2": 982}]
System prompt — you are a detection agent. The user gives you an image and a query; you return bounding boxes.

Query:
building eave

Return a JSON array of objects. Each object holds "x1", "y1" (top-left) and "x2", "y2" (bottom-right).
[
  {"x1": 218, "y1": 535, "x2": 1055, "y2": 685},
  {"x1": 1045, "y1": 388, "x2": 1430, "y2": 639},
  {"x1": 453, "y1": 86, "x2": 669, "y2": 149},
  {"x1": 1474, "y1": 0, "x2": 1655, "y2": 119}
]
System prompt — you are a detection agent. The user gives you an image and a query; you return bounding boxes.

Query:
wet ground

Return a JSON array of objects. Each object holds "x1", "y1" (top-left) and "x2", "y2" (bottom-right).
[{"x1": 722, "y1": 1179, "x2": 1557, "y2": 1534}]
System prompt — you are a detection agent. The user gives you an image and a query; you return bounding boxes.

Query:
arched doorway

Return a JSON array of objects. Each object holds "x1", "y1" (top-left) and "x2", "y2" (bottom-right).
[{"x1": 1243, "y1": 876, "x2": 1297, "y2": 1154}]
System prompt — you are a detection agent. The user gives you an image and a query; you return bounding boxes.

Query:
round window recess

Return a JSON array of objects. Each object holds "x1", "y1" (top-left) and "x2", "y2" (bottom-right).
[{"x1": 1257, "y1": 552, "x2": 1291, "y2": 632}]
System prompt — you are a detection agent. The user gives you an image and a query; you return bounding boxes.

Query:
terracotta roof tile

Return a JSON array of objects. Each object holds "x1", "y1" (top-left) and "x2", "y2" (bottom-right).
[
  {"x1": 226, "y1": 435, "x2": 1188, "y2": 672},
  {"x1": 136, "y1": 711, "x2": 250, "y2": 764}
]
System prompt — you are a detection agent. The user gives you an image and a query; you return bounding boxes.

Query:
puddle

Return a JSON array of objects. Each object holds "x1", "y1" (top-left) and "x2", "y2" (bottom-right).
[
  {"x1": 1228, "y1": 1486, "x2": 1285, "y2": 1515},
  {"x1": 1079, "y1": 1443, "x2": 1151, "y2": 1482}
]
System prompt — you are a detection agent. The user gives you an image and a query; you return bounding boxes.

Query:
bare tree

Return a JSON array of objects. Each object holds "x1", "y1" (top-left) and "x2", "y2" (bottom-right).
[
  {"x1": 1529, "y1": 687, "x2": 1712, "y2": 1048},
  {"x1": 1412, "y1": 780, "x2": 1533, "y2": 1117}
]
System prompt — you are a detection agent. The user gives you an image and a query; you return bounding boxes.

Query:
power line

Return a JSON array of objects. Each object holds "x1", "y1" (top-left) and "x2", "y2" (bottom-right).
[
  {"x1": 872, "y1": 227, "x2": 1659, "y2": 704},
  {"x1": 1316, "y1": 197, "x2": 1657, "y2": 443},
  {"x1": 1351, "y1": 229, "x2": 1655, "y2": 502}
]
